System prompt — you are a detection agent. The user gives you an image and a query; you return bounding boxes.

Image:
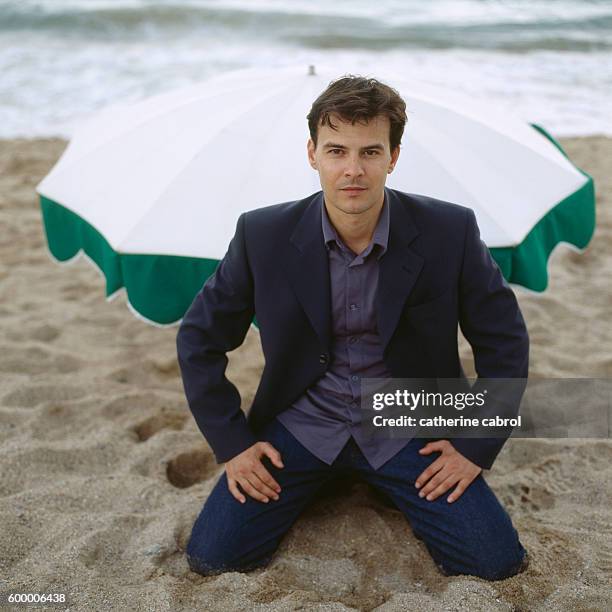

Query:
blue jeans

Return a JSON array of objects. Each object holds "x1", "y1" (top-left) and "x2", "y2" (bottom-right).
[{"x1": 186, "y1": 419, "x2": 528, "y2": 580}]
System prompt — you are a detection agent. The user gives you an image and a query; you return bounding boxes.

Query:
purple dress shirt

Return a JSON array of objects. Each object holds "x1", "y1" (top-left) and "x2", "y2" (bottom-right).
[{"x1": 276, "y1": 191, "x2": 412, "y2": 470}]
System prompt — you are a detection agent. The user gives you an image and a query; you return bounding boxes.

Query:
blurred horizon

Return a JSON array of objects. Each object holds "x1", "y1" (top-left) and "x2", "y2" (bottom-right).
[{"x1": 1, "y1": 0, "x2": 611, "y2": 138}]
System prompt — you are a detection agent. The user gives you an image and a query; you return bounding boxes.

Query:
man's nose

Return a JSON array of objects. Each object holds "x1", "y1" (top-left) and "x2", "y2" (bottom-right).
[{"x1": 344, "y1": 155, "x2": 365, "y2": 177}]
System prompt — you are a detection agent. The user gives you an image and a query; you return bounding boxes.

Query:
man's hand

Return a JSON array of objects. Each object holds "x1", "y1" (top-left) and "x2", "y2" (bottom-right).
[
  {"x1": 225, "y1": 441, "x2": 284, "y2": 504},
  {"x1": 415, "y1": 440, "x2": 482, "y2": 503}
]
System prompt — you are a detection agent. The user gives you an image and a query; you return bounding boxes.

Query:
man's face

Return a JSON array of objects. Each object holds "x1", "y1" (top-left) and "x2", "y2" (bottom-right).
[{"x1": 307, "y1": 113, "x2": 400, "y2": 217}]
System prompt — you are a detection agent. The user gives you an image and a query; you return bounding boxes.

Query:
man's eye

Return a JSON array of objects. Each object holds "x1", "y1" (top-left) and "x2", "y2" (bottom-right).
[{"x1": 327, "y1": 149, "x2": 378, "y2": 155}]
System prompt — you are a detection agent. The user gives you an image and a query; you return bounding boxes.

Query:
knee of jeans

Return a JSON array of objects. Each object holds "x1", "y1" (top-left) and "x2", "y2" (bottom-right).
[
  {"x1": 185, "y1": 532, "x2": 233, "y2": 576},
  {"x1": 186, "y1": 550, "x2": 273, "y2": 577},
  {"x1": 186, "y1": 551, "x2": 225, "y2": 577},
  {"x1": 186, "y1": 543, "x2": 248, "y2": 576},
  {"x1": 185, "y1": 534, "x2": 273, "y2": 576},
  {"x1": 471, "y1": 547, "x2": 528, "y2": 581}
]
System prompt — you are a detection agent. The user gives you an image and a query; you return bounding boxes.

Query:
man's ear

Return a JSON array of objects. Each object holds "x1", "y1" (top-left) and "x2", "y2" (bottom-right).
[
  {"x1": 307, "y1": 138, "x2": 318, "y2": 170},
  {"x1": 389, "y1": 145, "x2": 400, "y2": 173}
]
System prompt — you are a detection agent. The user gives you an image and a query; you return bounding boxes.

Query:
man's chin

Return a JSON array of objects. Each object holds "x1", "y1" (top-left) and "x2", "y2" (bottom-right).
[
  {"x1": 340, "y1": 203, "x2": 374, "y2": 215},
  {"x1": 323, "y1": 191, "x2": 377, "y2": 215}
]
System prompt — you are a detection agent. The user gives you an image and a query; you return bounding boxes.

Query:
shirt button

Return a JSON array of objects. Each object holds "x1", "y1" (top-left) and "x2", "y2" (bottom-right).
[
  {"x1": 319, "y1": 353, "x2": 328, "y2": 364},
  {"x1": 349, "y1": 336, "x2": 358, "y2": 344},
  {"x1": 351, "y1": 375, "x2": 359, "y2": 382},
  {"x1": 349, "y1": 304, "x2": 358, "y2": 311}
]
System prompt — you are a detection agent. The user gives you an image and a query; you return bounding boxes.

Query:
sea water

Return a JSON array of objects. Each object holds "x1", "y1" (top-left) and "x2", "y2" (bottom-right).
[{"x1": 1, "y1": 0, "x2": 611, "y2": 138}]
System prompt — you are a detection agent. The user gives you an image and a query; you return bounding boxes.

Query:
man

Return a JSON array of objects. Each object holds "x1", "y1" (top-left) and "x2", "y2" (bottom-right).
[{"x1": 176, "y1": 76, "x2": 530, "y2": 580}]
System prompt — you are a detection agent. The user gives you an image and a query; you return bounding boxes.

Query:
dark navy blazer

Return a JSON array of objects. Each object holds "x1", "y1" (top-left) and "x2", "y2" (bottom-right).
[{"x1": 176, "y1": 186, "x2": 529, "y2": 469}]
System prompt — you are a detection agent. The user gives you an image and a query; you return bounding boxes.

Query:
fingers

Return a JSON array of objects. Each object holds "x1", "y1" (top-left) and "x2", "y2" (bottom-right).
[
  {"x1": 447, "y1": 479, "x2": 470, "y2": 503},
  {"x1": 416, "y1": 466, "x2": 479, "y2": 502},
  {"x1": 418, "y1": 440, "x2": 450, "y2": 455},
  {"x1": 414, "y1": 457, "x2": 444, "y2": 490},
  {"x1": 225, "y1": 440, "x2": 284, "y2": 504},
  {"x1": 419, "y1": 473, "x2": 458, "y2": 502},
  {"x1": 235, "y1": 475, "x2": 273, "y2": 503},
  {"x1": 260, "y1": 442, "x2": 284, "y2": 469},
  {"x1": 227, "y1": 473, "x2": 274, "y2": 504},
  {"x1": 417, "y1": 465, "x2": 452, "y2": 500},
  {"x1": 250, "y1": 467, "x2": 280, "y2": 501},
  {"x1": 227, "y1": 477, "x2": 246, "y2": 504}
]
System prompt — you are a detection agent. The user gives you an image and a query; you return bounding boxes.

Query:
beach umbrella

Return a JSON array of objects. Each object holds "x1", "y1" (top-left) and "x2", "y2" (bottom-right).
[{"x1": 36, "y1": 64, "x2": 595, "y2": 325}]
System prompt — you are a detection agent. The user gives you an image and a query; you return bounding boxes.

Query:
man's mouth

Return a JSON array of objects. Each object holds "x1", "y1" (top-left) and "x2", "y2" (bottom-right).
[{"x1": 341, "y1": 187, "x2": 367, "y2": 192}]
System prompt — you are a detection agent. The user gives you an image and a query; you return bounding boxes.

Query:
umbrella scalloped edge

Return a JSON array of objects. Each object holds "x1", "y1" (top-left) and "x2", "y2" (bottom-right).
[
  {"x1": 39, "y1": 194, "x2": 219, "y2": 325},
  {"x1": 38, "y1": 123, "x2": 595, "y2": 324},
  {"x1": 490, "y1": 124, "x2": 596, "y2": 292}
]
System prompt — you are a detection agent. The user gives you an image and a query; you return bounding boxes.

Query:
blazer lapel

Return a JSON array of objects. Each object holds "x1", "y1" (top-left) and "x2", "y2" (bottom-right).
[
  {"x1": 281, "y1": 187, "x2": 424, "y2": 353},
  {"x1": 282, "y1": 191, "x2": 332, "y2": 351},
  {"x1": 376, "y1": 188, "x2": 424, "y2": 351}
]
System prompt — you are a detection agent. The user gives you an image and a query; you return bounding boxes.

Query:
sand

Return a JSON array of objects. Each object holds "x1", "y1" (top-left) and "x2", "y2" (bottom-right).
[{"x1": 0, "y1": 136, "x2": 610, "y2": 611}]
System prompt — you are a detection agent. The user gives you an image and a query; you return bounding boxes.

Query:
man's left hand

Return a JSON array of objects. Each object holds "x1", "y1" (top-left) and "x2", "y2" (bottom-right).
[{"x1": 415, "y1": 440, "x2": 482, "y2": 503}]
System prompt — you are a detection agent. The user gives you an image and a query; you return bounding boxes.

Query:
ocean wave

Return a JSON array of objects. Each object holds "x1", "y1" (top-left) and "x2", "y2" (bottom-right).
[{"x1": 0, "y1": 1, "x2": 610, "y2": 51}]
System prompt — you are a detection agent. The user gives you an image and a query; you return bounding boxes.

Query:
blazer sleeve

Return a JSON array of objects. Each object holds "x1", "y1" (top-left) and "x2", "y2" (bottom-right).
[
  {"x1": 176, "y1": 212, "x2": 258, "y2": 463},
  {"x1": 449, "y1": 207, "x2": 530, "y2": 470}
]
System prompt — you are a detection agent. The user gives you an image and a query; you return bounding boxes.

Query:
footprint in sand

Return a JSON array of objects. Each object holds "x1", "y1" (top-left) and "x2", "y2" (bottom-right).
[
  {"x1": 102, "y1": 394, "x2": 188, "y2": 440},
  {"x1": 530, "y1": 457, "x2": 575, "y2": 496},
  {"x1": 77, "y1": 514, "x2": 150, "y2": 571},
  {"x1": 503, "y1": 456, "x2": 575, "y2": 512},
  {"x1": 504, "y1": 483, "x2": 553, "y2": 512},
  {"x1": 107, "y1": 358, "x2": 180, "y2": 387},
  {"x1": 165, "y1": 449, "x2": 216, "y2": 489},
  {"x1": 131, "y1": 409, "x2": 187, "y2": 441}
]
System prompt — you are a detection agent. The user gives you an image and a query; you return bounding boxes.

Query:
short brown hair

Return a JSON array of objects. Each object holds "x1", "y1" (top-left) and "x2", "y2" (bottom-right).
[{"x1": 307, "y1": 75, "x2": 407, "y2": 151}]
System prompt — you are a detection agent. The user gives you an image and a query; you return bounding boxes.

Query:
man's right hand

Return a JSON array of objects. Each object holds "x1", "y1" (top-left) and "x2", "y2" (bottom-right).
[{"x1": 225, "y1": 441, "x2": 284, "y2": 504}]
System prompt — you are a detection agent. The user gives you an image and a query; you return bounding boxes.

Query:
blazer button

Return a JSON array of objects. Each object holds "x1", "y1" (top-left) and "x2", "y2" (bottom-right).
[{"x1": 319, "y1": 353, "x2": 329, "y2": 364}]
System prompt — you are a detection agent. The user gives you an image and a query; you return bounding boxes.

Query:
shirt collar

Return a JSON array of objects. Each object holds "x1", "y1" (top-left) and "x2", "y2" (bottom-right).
[{"x1": 321, "y1": 189, "x2": 389, "y2": 259}]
